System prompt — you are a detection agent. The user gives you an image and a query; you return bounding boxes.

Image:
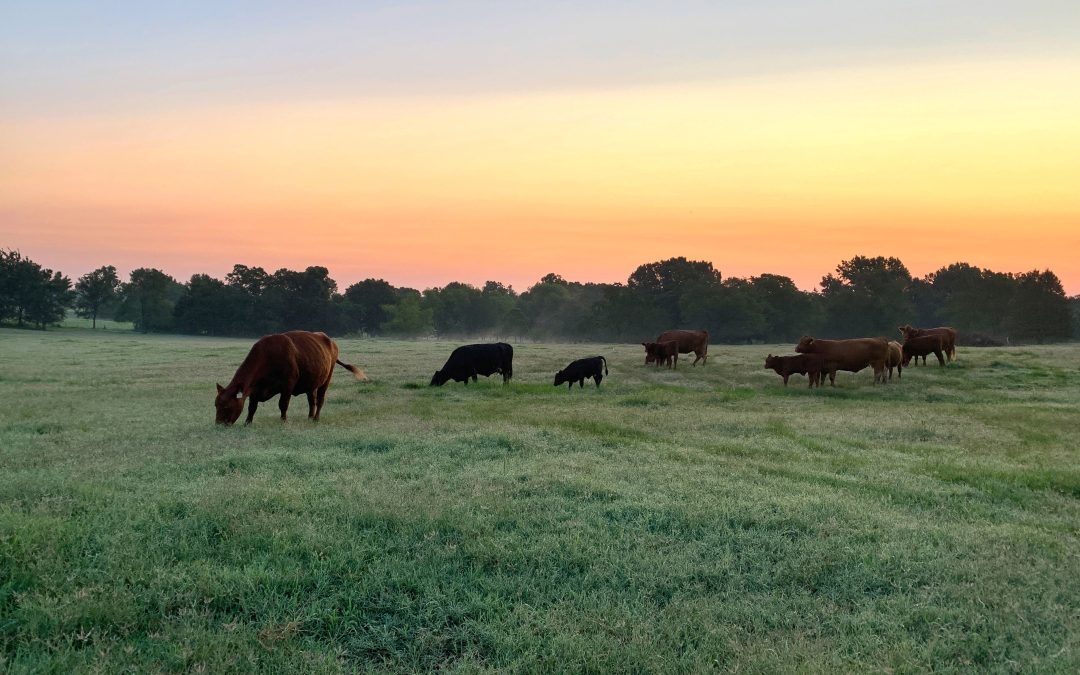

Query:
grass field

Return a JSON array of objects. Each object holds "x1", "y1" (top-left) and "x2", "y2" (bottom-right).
[{"x1": 1, "y1": 328, "x2": 1078, "y2": 672}]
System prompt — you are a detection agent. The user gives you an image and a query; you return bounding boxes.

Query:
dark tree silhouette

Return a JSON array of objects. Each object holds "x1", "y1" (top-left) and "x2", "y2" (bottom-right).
[{"x1": 75, "y1": 265, "x2": 120, "y2": 328}]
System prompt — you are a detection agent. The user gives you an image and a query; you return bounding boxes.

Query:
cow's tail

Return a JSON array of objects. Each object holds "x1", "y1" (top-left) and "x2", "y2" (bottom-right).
[
  {"x1": 600, "y1": 356, "x2": 608, "y2": 375},
  {"x1": 336, "y1": 359, "x2": 368, "y2": 381}
]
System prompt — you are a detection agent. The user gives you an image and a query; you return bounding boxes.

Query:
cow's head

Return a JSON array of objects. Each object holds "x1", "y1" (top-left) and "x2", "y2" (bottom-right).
[
  {"x1": 553, "y1": 369, "x2": 566, "y2": 386},
  {"x1": 429, "y1": 370, "x2": 449, "y2": 387},
  {"x1": 642, "y1": 342, "x2": 657, "y2": 364},
  {"x1": 764, "y1": 354, "x2": 778, "y2": 369},
  {"x1": 898, "y1": 324, "x2": 918, "y2": 339},
  {"x1": 795, "y1": 336, "x2": 814, "y2": 353},
  {"x1": 215, "y1": 383, "x2": 245, "y2": 425}
]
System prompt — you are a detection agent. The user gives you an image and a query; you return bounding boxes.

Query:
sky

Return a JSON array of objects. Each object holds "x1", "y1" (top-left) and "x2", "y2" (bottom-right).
[{"x1": 2, "y1": 1, "x2": 1079, "y2": 293}]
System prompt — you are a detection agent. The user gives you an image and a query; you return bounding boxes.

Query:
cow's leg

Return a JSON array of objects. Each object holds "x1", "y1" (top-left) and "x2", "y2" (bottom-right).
[
  {"x1": 782, "y1": 373, "x2": 789, "y2": 386},
  {"x1": 897, "y1": 363, "x2": 902, "y2": 379},
  {"x1": 314, "y1": 385, "x2": 328, "y2": 420},
  {"x1": 244, "y1": 399, "x2": 259, "y2": 425},
  {"x1": 567, "y1": 382, "x2": 573, "y2": 390},
  {"x1": 595, "y1": 373, "x2": 602, "y2": 387},
  {"x1": 279, "y1": 393, "x2": 291, "y2": 421},
  {"x1": 306, "y1": 392, "x2": 317, "y2": 419},
  {"x1": 672, "y1": 354, "x2": 678, "y2": 370},
  {"x1": 935, "y1": 350, "x2": 944, "y2": 366}
]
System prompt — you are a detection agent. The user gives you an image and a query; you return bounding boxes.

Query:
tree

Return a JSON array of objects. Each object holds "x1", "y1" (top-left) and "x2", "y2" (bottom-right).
[
  {"x1": 74, "y1": 265, "x2": 120, "y2": 328},
  {"x1": 344, "y1": 278, "x2": 398, "y2": 335},
  {"x1": 627, "y1": 257, "x2": 721, "y2": 327},
  {"x1": 116, "y1": 268, "x2": 182, "y2": 333},
  {"x1": 679, "y1": 278, "x2": 766, "y2": 343},
  {"x1": 260, "y1": 266, "x2": 337, "y2": 332},
  {"x1": 820, "y1": 256, "x2": 913, "y2": 337},
  {"x1": 380, "y1": 292, "x2": 433, "y2": 336},
  {"x1": 1005, "y1": 270, "x2": 1071, "y2": 342},
  {"x1": 174, "y1": 274, "x2": 251, "y2": 336},
  {"x1": 1070, "y1": 296, "x2": 1080, "y2": 341},
  {"x1": 748, "y1": 274, "x2": 818, "y2": 342},
  {"x1": 0, "y1": 250, "x2": 73, "y2": 329},
  {"x1": 25, "y1": 269, "x2": 74, "y2": 329}
]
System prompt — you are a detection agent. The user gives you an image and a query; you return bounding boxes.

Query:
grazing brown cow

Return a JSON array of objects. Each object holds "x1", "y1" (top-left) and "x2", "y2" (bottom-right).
[
  {"x1": 886, "y1": 341, "x2": 903, "y2": 380},
  {"x1": 215, "y1": 330, "x2": 366, "y2": 425},
  {"x1": 643, "y1": 340, "x2": 679, "y2": 369},
  {"x1": 899, "y1": 325, "x2": 957, "y2": 362},
  {"x1": 764, "y1": 353, "x2": 828, "y2": 388},
  {"x1": 795, "y1": 336, "x2": 889, "y2": 385},
  {"x1": 901, "y1": 333, "x2": 945, "y2": 367},
  {"x1": 643, "y1": 329, "x2": 709, "y2": 366}
]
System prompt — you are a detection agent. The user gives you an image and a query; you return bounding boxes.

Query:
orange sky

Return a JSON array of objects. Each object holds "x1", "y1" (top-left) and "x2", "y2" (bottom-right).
[{"x1": 3, "y1": 57, "x2": 1079, "y2": 293}]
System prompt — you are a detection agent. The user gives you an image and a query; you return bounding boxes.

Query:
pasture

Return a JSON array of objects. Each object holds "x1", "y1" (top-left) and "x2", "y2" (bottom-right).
[{"x1": 1, "y1": 328, "x2": 1078, "y2": 672}]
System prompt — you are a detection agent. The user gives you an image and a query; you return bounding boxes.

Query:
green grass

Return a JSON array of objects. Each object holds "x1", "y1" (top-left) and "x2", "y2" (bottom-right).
[{"x1": 1, "y1": 328, "x2": 1078, "y2": 672}]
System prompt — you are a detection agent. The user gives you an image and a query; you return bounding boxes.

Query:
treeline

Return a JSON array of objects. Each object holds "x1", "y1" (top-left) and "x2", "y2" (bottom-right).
[{"x1": 2, "y1": 249, "x2": 1076, "y2": 343}]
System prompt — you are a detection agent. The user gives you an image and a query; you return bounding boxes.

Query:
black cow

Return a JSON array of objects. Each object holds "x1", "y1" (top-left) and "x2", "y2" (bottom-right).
[
  {"x1": 430, "y1": 343, "x2": 514, "y2": 386},
  {"x1": 554, "y1": 356, "x2": 608, "y2": 389}
]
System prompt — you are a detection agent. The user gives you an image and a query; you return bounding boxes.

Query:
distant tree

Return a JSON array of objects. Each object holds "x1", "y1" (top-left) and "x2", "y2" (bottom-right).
[
  {"x1": 480, "y1": 281, "x2": 517, "y2": 334},
  {"x1": 926, "y1": 263, "x2": 1004, "y2": 336},
  {"x1": 748, "y1": 274, "x2": 818, "y2": 342},
  {"x1": 344, "y1": 278, "x2": 398, "y2": 335},
  {"x1": 174, "y1": 274, "x2": 252, "y2": 336},
  {"x1": 1005, "y1": 270, "x2": 1071, "y2": 342},
  {"x1": 74, "y1": 265, "x2": 120, "y2": 328},
  {"x1": 0, "y1": 250, "x2": 73, "y2": 328},
  {"x1": 425, "y1": 282, "x2": 486, "y2": 336},
  {"x1": 380, "y1": 292, "x2": 433, "y2": 336},
  {"x1": 116, "y1": 268, "x2": 182, "y2": 333},
  {"x1": 1070, "y1": 296, "x2": 1080, "y2": 341},
  {"x1": 820, "y1": 256, "x2": 913, "y2": 337},
  {"x1": 260, "y1": 266, "x2": 337, "y2": 331},
  {"x1": 25, "y1": 269, "x2": 74, "y2": 329},
  {"x1": 627, "y1": 257, "x2": 721, "y2": 326},
  {"x1": 679, "y1": 278, "x2": 766, "y2": 343}
]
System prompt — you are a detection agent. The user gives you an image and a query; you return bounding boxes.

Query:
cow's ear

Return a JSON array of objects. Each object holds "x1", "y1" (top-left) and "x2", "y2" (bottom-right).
[
  {"x1": 767, "y1": 353, "x2": 772, "y2": 358},
  {"x1": 216, "y1": 383, "x2": 224, "y2": 394},
  {"x1": 641, "y1": 342, "x2": 647, "y2": 347},
  {"x1": 806, "y1": 338, "x2": 814, "y2": 346}
]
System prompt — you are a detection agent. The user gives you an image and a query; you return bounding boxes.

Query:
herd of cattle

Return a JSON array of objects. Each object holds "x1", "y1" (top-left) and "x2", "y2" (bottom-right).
[{"x1": 213, "y1": 326, "x2": 958, "y2": 424}]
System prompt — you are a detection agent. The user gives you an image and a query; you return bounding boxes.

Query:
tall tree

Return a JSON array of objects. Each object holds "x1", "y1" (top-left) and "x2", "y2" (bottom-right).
[
  {"x1": 820, "y1": 256, "x2": 913, "y2": 337},
  {"x1": 25, "y1": 269, "x2": 74, "y2": 329},
  {"x1": 117, "y1": 268, "x2": 182, "y2": 333},
  {"x1": 0, "y1": 250, "x2": 73, "y2": 328},
  {"x1": 174, "y1": 274, "x2": 251, "y2": 336},
  {"x1": 627, "y1": 257, "x2": 722, "y2": 327},
  {"x1": 74, "y1": 265, "x2": 120, "y2": 328},
  {"x1": 344, "y1": 278, "x2": 398, "y2": 335},
  {"x1": 380, "y1": 292, "x2": 433, "y2": 336},
  {"x1": 1005, "y1": 270, "x2": 1071, "y2": 343}
]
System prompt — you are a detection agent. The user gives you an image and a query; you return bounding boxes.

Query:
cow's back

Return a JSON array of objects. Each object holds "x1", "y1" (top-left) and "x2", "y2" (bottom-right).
[
  {"x1": 799, "y1": 337, "x2": 888, "y2": 368},
  {"x1": 281, "y1": 331, "x2": 338, "y2": 391},
  {"x1": 656, "y1": 330, "x2": 708, "y2": 352}
]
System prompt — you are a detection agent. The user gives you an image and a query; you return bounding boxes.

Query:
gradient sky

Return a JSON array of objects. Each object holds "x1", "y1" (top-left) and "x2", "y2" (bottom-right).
[{"x1": 3, "y1": 1, "x2": 1079, "y2": 293}]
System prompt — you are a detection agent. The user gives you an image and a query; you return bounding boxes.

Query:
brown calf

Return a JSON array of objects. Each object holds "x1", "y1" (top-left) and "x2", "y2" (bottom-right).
[
  {"x1": 899, "y1": 325, "x2": 957, "y2": 362},
  {"x1": 644, "y1": 329, "x2": 709, "y2": 366},
  {"x1": 764, "y1": 353, "x2": 828, "y2": 388},
  {"x1": 901, "y1": 334, "x2": 945, "y2": 367}
]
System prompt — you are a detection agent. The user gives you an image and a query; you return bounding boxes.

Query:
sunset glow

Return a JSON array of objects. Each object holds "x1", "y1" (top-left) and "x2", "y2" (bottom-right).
[{"x1": 3, "y1": 3, "x2": 1079, "y2": 291}]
